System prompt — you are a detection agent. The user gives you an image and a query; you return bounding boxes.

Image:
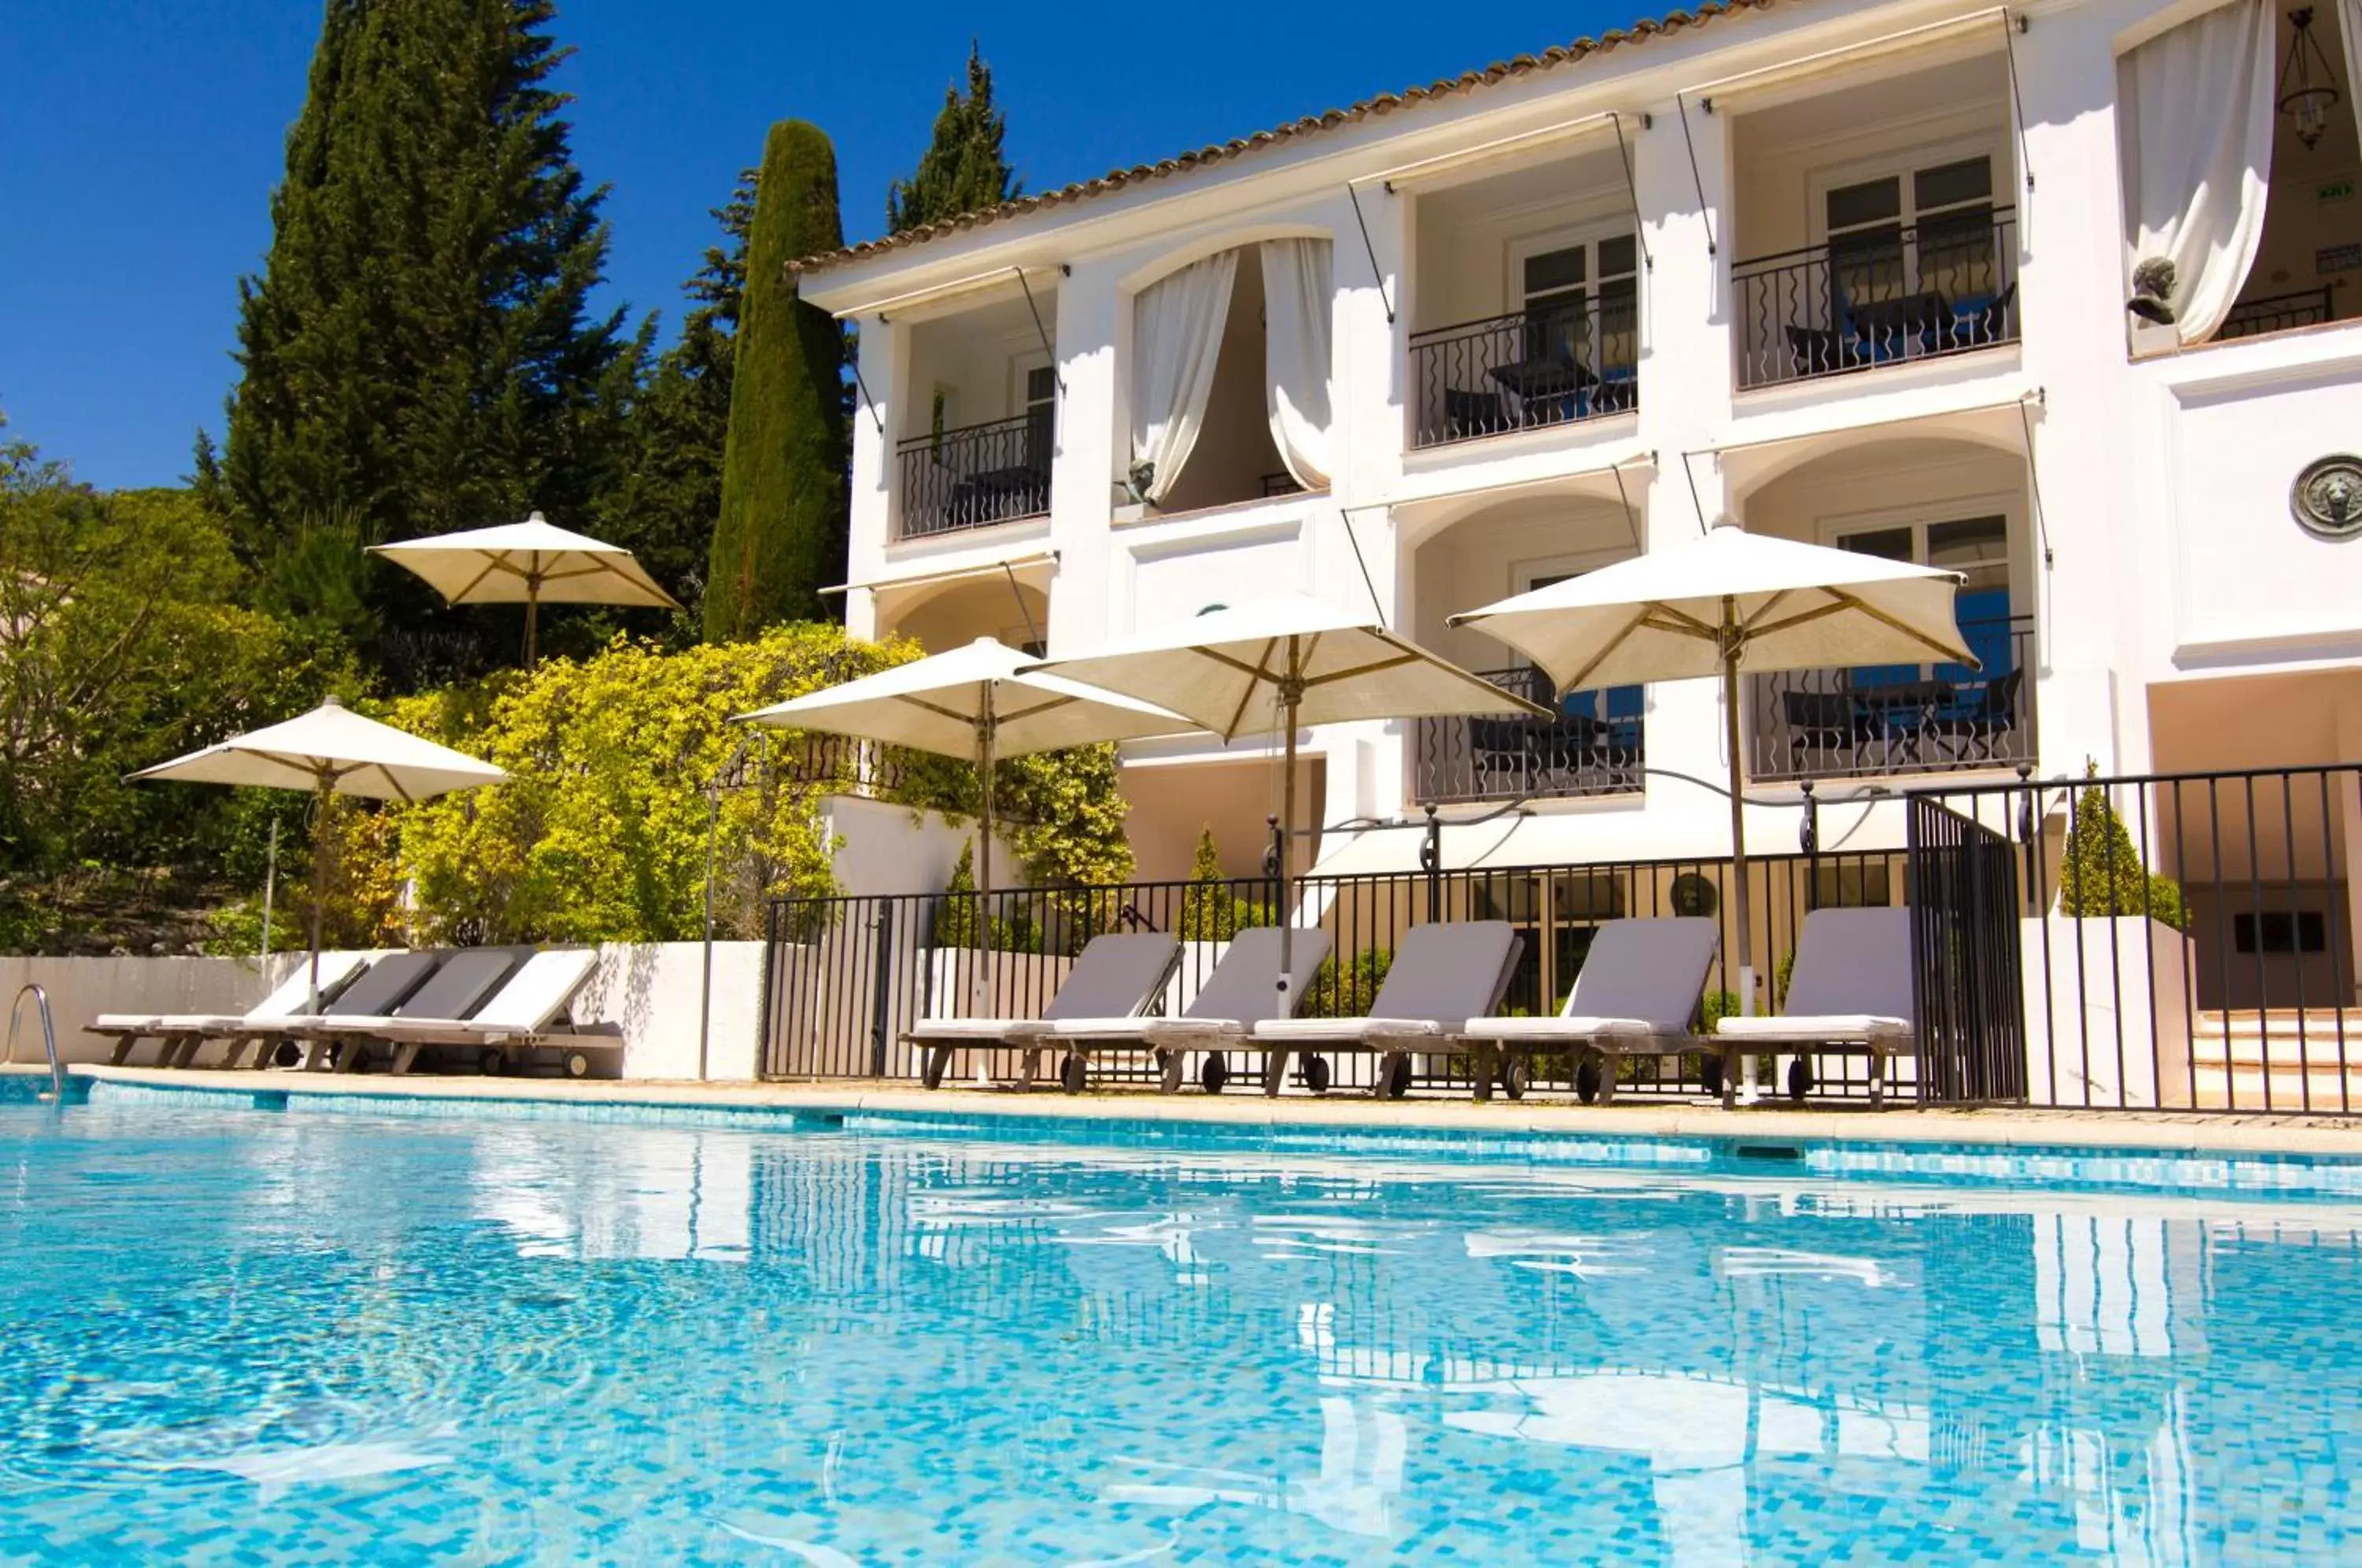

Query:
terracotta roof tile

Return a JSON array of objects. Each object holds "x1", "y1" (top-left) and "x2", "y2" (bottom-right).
[{"x1": 789, "y1": 0, "x2": 1782, "y2": 276}]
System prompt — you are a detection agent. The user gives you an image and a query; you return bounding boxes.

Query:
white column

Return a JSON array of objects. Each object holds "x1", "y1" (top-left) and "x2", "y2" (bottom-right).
[
  {"x1": 1046, "y1": 264, "x2": 1121, "y2": 656},
  {"x1": 842, "y1": 316, "x2": 898, "y2": 642}
]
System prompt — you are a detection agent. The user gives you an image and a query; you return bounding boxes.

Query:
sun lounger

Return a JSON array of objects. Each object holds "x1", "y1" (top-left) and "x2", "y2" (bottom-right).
[
  {"x1": 295, "y1": 948, "x2": 526, "y2": 1074},
  {"x1": 1249, "y1": 921, "x2": 1523, "y2": 1099},
  {"x1": 87, "y1": 951, "x2": 374, "y2": 1068},
  {"x1": 910, "y1": 933, "x2": 1183, "y2": 1090},
  {"x1": 1457, "y1": 917, "x2": 1719, "y2": 1103},
  {"x1": 1712, "y1": 906, "x2": 1916, "y2": 1108},
  {"x1": 1013, "y1": 926, "x2": 1337, "y2": 1094},
  {"x1": 308, "y1": 949, "x2": 610, "y2": 1077}
]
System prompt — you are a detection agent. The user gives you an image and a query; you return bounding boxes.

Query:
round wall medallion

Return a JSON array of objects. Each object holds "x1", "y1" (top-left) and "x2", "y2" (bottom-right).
[
  {"x1": 2292, "y1": 454, "x2": 2362, "y2": 540},
  {"x1": 1670, "y1": 873, "x2": 1719, "y2": 918}
]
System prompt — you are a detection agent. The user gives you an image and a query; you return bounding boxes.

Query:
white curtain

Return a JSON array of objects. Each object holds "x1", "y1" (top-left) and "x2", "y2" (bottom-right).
[
  {"x1": 2118, "y1": 0, "x2": 2276, "y2": 345},
  {"x1": 1260, "y1": 239, "x2": 1335, "y2": 491},
  {"x1": 1128, "y1": 251, "x2": 1238, "y2": 505}
]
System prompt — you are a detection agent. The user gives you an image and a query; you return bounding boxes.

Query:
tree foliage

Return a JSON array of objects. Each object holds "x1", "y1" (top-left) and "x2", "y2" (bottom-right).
[
  {"x1": 339, "y1": 624, "x2": 911, "y2": 945},
  {"x1": 705, "y1": 121, "x2": 848, "y2": 641},
  {"x1": 887, "y1": 44, "x2": 1021, "y2": 234},
  {"x1": 0, "y1": 417, "x2": 331, "y2": 878},
  {"x1": 1179, "y1": 824, "x2": 1271, "y2": 940},
  {"x1": 594, "y1": 170, "x2": 756, "y2": 633},
  {"x1": 211, "y1": 0, "x2": 639, "y2": 686}
]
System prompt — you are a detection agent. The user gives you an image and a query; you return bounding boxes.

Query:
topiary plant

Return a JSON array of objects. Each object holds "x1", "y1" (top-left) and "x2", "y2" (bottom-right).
[
  {"x1": 1179, "y1": 825, "x2": 1273, "y2": 940},
  {"x1": 2059, "y1": 765, "x2": 2187, "y2": 930}
]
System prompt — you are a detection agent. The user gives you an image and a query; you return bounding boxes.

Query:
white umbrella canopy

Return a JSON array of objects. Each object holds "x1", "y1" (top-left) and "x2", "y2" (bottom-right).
[
  {"x1": 738, "y1": 638, "x2": 1195, "y2": 1003},
  {"x1": 132, "y1": 697, "x2": 507, "y2": 1011},
  {"x1": 1033, "y1": 595, "x2": 1546, "y2": 1087},
  {"x1": 1450, "y1": 522, "x2": 1972, "y2": 1074},
  {"x1": 369, "y1": 512, "x2": 681, "y2": 664}
]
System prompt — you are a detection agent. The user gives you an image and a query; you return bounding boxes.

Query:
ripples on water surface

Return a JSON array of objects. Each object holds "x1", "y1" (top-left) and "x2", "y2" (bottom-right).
[{"x1": 1, "y1": 1100, "x2": 2358, "y2": 1562}]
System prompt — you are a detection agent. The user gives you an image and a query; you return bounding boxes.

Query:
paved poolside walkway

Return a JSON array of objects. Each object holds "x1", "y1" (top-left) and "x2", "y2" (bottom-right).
[{"x1": 44, "y1": 1064, "x2": 2362, "y2": 1158}]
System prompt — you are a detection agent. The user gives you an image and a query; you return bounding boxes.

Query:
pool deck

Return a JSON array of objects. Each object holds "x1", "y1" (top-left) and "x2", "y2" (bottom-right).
[{"x1": 35, "y1": 1063, "x2": 2362, "y2": 1158}]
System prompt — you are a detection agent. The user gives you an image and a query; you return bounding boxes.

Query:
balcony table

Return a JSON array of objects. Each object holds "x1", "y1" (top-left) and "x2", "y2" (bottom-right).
[
  {"x1": 1843, "y1": 292, "x2": 1950, "y2": 359},
  {"x1": 1852, "y1": 677, "x2": 1954, "y2": 765},
  {"x1": 1486, "y1": 357, "x2": 1597, "y2": 425}
]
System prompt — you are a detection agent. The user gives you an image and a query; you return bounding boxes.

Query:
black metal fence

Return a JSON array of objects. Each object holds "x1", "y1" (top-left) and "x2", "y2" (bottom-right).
[
  {"x1": 1734, "y1": 211, "x2": 2018, "y2": 389},
  {"x1": 1750, "y1": 618, "x2": 2035, "y2": 783},
  {"x1": 2219, "y1": 287, "x2": 2335, "y2": 342},
  {"x1": 1408, "y1": 294, "x2": 1638, "y2": 448},
  {"x1": 760, "y1": 764, "x2": 2362, "y2": 1115},
  {"x1": 895, "y1": 411, "x2": 1053, "y2": 538},
  {"x1": 1412, "y1": 666, "x2": 1643, "y2": 804}
]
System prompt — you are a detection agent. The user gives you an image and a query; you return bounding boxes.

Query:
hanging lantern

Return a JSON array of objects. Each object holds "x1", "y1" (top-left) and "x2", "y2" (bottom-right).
[{"x1": 2279, "y1": 8, "x2": 2343, "y2": 153}]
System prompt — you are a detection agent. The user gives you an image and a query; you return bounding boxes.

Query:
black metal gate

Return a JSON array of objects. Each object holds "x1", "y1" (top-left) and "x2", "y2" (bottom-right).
[{"x1": 1906, "y1": 793, "x2": 2027, "y2": 1103}]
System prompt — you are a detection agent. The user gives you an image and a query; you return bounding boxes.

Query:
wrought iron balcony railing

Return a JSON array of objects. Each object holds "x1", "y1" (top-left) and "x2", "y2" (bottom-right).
[
  {"x1": 1749, "y1": 618, "x2": 2034, "y2": 784},
  {"x1": 896, "y1": 411, "x2": 1053, "y2": 539},
  {"x1": 1413, "y1": 666, "x2": 1644, "y2": 804},
  {"x1": 1734, "y1": 211, "x2": 2018, "y2": 390},
  {"x1": 1408, "y1": 294, "x2": 1639, "y2": 449},
  {"x1": 2219, "y1": 287, "x2": 2334, "y2": 342}
]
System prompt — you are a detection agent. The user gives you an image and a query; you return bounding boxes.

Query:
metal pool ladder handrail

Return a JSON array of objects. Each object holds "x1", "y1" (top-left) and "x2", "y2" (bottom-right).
[{"x1": 6, "y1": 984, "x2": 65, "y2": 1103}]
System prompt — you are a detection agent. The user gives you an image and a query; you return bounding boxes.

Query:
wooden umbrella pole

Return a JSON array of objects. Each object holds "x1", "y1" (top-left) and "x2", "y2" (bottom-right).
[
  {"x1": 975, "y1": 685, "x2": 995, "y2": 1015},
  {"x1": 524, "y1": 575, "x2": 541, "y2": 667},
  {"x1": 1720, "y1": 595, "x2": 1760, "y2": 1100},
  {"x1": 307, "y1": 774, "x2": 334, "y2": 1014},
  {"x1": 1266, "y1": 638, "x2": 1303, "y2": 1098}
]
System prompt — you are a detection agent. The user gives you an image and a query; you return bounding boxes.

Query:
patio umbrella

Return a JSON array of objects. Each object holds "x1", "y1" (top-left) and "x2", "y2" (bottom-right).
[
  {"x1": 1031, "y1": 594, "x2": 1547, "y2": 1054},
  {"x1": 131, "y1": 697, "x2": 507, "y2": 1011},
  {"x1": 1449, "y1": 521, "x2": 1971, "y2": 1031},
  {"x1": 736, "y1": 638, "x2": 1194, "y2": 1001},
  {"x1": 369, "y1": 512, "x2": 680, "y2": 664}
]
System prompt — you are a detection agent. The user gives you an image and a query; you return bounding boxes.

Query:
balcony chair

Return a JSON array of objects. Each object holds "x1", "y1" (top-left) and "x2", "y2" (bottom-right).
[
  {"x1": 1932, "y1": 668, "x2": 2024, "y2": 764},
  {"x1": 1782, "y1": 689, "x2": 1877, "y2": 773},
  {"x1": 1442, "y1": 388, "x2": 1509, "y2": 442},
  {"x1": 1945, "y1": 279, "x2": 2017, "y2": 351}
]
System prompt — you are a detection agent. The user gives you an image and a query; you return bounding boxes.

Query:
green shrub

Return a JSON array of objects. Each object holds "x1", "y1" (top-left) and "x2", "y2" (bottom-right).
[
  {"x1": 1179, "y1": 826, "x2": 1273, "y2": 940},
  {"x1": 2060, "y1": 770, "x2": 2187, "y2": 930},
  {"x1": 1305, "y1": 945, "x2": 1393, "y2": 1019}
]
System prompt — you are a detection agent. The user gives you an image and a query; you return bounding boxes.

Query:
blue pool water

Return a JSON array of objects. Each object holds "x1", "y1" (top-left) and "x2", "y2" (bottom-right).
[{"x1": 3, "y1": 1091, "x2": 2360, "y2": 1562}]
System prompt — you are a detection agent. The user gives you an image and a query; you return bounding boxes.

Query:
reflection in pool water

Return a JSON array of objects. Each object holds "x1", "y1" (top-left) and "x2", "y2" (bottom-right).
[{"x1": 1, "y1": 1101, "x2": 2356, "y2": 1562}]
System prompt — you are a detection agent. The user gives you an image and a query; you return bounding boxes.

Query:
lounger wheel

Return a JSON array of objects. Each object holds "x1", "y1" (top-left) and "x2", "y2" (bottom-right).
[
  {"x1": 1698, "y1": 1054, "x2": 1723, "y2": 1098},
  {"x1": 479, "y1": 1048, "x2": 505, "y2": 1077},
  {"x1": 1200, "y1": 1052, "x2": 1231, "y2": 1094},
  {"x1": 1298, "y1": 1054, "x2": 1332, "y2": 1095},
  {"x1": 271, "y1": 1041, "x2": 302, "y2": 1070},
  {"x1": 1156, "y1": 1048, "x2": 1187, "y2": 1095},
  {"x1": 1576, "y1": 1057, "x2": 1605, "y2": 1104},
  {"x1": 1787, "y1": 1056, "x2": 1814, "y2": 1103},
  {"x1": 1059, "y1": 1053, "x2": 1087, "y2": 1095},
  {"x1": 1374, "y1": 1054, "x2": 1410, "y2": 1100},
  {"x1": 1498, "y1": 1056, "x2": 1529, "y2": 1101},
  {"x1": 565, "y1": 1052, "x2": 591, "y2": 1080}
]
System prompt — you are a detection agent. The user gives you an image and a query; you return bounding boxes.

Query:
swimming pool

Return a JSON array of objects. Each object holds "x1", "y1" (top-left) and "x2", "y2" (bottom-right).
[{"x1": 3, "y1": 1087, "x2": 2357, "y2": 1562}]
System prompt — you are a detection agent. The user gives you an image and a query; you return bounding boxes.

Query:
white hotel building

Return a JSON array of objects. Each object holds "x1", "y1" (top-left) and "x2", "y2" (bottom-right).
[{"x1": 790, "y1": 0, "x2": 2362, "y2": 1023}]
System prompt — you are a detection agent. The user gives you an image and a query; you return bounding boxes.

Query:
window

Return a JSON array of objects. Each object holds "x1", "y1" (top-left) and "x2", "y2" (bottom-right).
[
  {"x1": 2234, "y1": 911, "x2": 2329, "y2": 955},
  {"x1": 1824, "y1": 154, "x2": 1999, "y2": 311},
  {"x1": 1516, "y1": 231, "x2": 1640, "y2": 376},
  {"x1": 1837, "y1": 515, "x2": 2014, "y2": 680},
  {"x1": 1021, "y1": 362, "x2": 1056, "y2": 474}
]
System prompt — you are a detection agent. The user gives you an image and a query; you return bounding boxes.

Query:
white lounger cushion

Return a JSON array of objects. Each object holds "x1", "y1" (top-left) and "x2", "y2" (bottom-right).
[
  {"x1": 909, "y1": 1017, "x2": 1031, "y2": 1041},
  {"x1": 312, "y1": 949, "x2": 599, "y2": 1043},
  {"x1": 1718, "y1": 1014, "x2": 1912, "y2": 1044},
  {"x1": 1461, "y1": 1015, "x2": 1664, "y2": 1042},
  {"x1": 92, "y1": 952, "x2": 370, "y2": 1034},
  {"x1": 1253, "y1": 1016, "x2": 1452, "y2": 1042}
]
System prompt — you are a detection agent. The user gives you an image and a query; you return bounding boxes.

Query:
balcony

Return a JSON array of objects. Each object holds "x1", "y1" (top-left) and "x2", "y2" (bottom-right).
[
  {"x1": 2219, "y1": 287, "x2": 2336, "y2": 342},
  {"x1": 1749, "y1": 616, "x2": 2034, "y2": 783},
  {"x1": 1734, "y1": 211, "x2": 2019, "y2": 390},
  {"x1": 1409, "y1": 295, "x2": 1638, "y2": 449},
  {"x1": 895, "y1": 412, "x2": 1052, "y2": 540},
  {"x1": 1412, "y1": 667, "x2": 1643, "y2": 805}
]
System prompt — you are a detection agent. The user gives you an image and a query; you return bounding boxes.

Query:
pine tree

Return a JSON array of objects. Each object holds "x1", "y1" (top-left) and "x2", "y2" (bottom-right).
[
  {"x1": 704, "y1": 121, "x2": 847, "y2": 642},
  {"x1": 214, "y1": 0, "x2": 635, "y2": 685},
  {"x1": 887, "y1": 43, "x2": 1021, "y2": 234},
  {"x1": 594, "y1": 171, "x2": 756, "y2": 629}
]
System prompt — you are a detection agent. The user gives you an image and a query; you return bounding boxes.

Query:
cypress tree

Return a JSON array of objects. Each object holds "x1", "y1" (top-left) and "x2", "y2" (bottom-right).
[
  {"x1": 596, "y1": 170, "x2": 756, "y2": 627},
  {"x1": 214, "y1": 0, "x2": 634, "y2": 684},
  {"x1": 704, "y1": 121, "x2": 847, "y2": 642},
  {"x1": 887, "y1": 43, "x2": 1021, "y2": 234}
]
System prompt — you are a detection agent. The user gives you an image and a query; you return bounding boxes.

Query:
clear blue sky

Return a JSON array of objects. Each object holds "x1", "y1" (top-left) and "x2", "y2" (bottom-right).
[{"x1": 2, "y1": 0, "x2": 1624, "y2": 491}]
